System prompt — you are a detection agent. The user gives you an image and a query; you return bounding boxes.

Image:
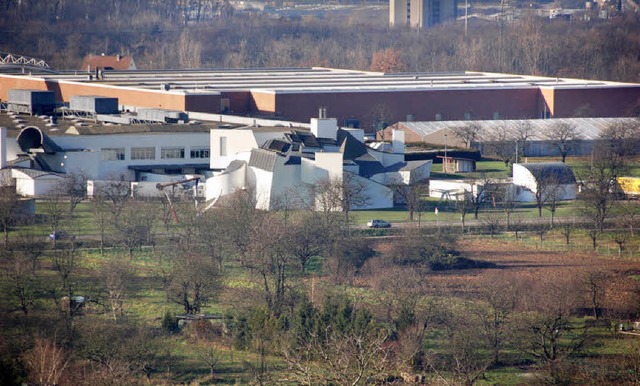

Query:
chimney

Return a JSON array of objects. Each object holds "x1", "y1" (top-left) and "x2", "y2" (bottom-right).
[
  {"x1": 392, "y1": 129, "x2": 405, "y2": 154},
  {"x1": 116, "y1": 54, "x2": 121, "y2": 61}
]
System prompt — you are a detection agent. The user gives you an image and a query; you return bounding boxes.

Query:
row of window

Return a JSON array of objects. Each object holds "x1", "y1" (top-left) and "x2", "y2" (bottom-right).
[
  {"x1": 432, "y1": 112, "x2": 501, "y2": 121},
  {"x1": 101, "y1": 147, "x2": 210, "y2": 161}
]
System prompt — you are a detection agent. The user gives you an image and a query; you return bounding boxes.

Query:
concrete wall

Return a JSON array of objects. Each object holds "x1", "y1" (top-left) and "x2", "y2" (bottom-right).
[
  {"x1": 205, "y1": 163, "x2": 247, "y2": 202},
  {"x1": 13, "y1": 174, "x2": 62, "y2": 196},
  {"x1": 0, "y1": 128, "x2": 5, "y2": 169},
  {"x1": 350, "y1": 173, "x2": 394, "y2": 209},
  {"x1": 210, "y1": 129, "x2": 258, "y2": 169},
  {"x1": 53, "y1": 133, "x2": 209, "y2": 180}
]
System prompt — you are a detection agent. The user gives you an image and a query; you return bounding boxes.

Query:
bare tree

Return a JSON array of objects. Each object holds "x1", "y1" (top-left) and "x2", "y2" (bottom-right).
[
  {"x1": 515, "y1": 121, "x2": 533, "y2": 160},
  {"x1": 42, "y1": 192, "x2": 67, "y2": 244},
  {"x1": 178, "y1": 29, "x2": 202, "y2": 69},
  {"x1": 484, "y1": 125, "x2": 516, "y2": 168},
  {"x1": 560, "y1": 222, "x2": 575, "y2": 245},
  {"x1": 0, "y1": 182, "x2": 22, "y2": 248},
  {"x1": 90, "y1": 192, "x2": 111, "y2": 255},
  {"x1": 583, "y1": 269, "x2": 607, "y2": 320},
  {"x1": 161, "y1": 230, "x2": 222, "y2": 314},
  {"x1": 616, "y1": 201, "x2": 640, "y2": 236},
  {"x1": 470, "y1": 174, "x2": 494, "y2": 220},
  {"x1": 529, "y1": 171, "x2": 564, "y2": 218},
  {"x1": 23, "y1": 337, "x2": 72, "y2": 386},
  {"x1": 102, "y1": 256, "x2": 132, "y2": 321},
  {"x1": 57, "y1": 171, "x2": 88, "y2": 218},
  {"x1": 544, "y1": 122, "x2": 581, "y2": 163},
  {"x1": 313, "y1": 173, "x2": 369, "y2": 225},
  {"x1": 452, "y1": 190, "x2": 473, "y2": 230},
  {"x1": 469, "y1": 276, "x2": 518, "y2": 366},
  {"x1": 452, "y1": 123, "x2": 481, "y2": 149},
  {"x1": 391, "y1": 181, "x2": 429, "y2": 222},
  {"x1": 217, "y1": 187, "x2": 262, "y2": 266},
  {"x1": 369, "y1": 102, "x2": 392, "y2": 140},
  {"x1": 247, "y1": 214, "x2": 296, "y2": 316},
  {"x1": 578, "y1": 128, "x2": 630, "y2": 235},
  {"x1": 287, "y1": 212, "x2": 328, "y2": 273},
  {"x1": 282, "y1": 312, "x2": 390, "y2": 385},
  {"x1": 519, "y1": 277, "x2": 588, "y2": 382},
  {"x1": 481, "y1": 214, "x2": 502, "y2": 238},
  {"x1": 496, "y1": 184, "x2": 519, "y2": 230},
  {"x1": 3, "y1": 250, "x2": 40, "y2": 318},
  {"x1": 599, "y1": 121, "x2": 640, "y2": 169},
  {"x1": 195, "y1": 342, "x2": 220, "y2": 379},
  {"x1": 115, "y1": 200, "x2": 155, "y2": 258},
  {"x1": 448, "y1": 328, "x2": 492, "y2": 386}
]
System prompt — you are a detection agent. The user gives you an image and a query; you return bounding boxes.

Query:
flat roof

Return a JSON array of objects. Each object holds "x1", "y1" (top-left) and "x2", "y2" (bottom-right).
[
  {"x1": 0, "y1": 111, "x2": 237, "y2": 137},
  {"x1": 11, "y1": 67, "x2": 638, "y2": 94}
]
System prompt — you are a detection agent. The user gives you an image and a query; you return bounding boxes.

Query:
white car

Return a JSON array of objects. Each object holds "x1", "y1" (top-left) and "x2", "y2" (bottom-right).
[{"x1": 367, "y1": 219, "x2": 391, "y2": 228}]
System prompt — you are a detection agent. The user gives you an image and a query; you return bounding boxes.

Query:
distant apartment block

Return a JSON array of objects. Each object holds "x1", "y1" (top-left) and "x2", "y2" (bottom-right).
[{"x1": 390, "y1": 0, "x2": 458, "y2": 28}]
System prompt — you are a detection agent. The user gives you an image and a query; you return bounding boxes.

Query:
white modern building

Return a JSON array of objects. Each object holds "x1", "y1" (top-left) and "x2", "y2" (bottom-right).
[
  {"x1": 0, "y1": 122, "x2": 213, "y2": 197},
  {"x1": 1, "y1": 113, "x2": 431, "y2": 209},
  {"x1": 206, "y1": 116, "x2": 432, "y2": 210}
]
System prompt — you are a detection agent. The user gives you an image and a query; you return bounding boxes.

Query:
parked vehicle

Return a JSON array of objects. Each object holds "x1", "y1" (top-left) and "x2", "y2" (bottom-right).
[
  {"x1": 49, "y1": 230, "x2": 75, "y2": 241},
  {"x1": 367, "y1": 219, "x2": 391, "y2": 228}
]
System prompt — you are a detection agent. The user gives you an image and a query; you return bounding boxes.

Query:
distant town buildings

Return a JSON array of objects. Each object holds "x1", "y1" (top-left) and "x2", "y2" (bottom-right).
[{"x1": 390, "y1": 0, "x2": 458, "y2": 28}]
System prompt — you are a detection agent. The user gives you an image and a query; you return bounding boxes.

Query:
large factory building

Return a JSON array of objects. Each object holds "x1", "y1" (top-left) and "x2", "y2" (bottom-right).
[{"x1": 1, "y1": 67, "x2": 639, "y2": 130}]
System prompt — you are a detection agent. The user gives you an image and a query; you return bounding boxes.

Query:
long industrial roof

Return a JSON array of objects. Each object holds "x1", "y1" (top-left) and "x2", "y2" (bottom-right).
[
  {"x1": 25, "y1": 67, "x2": 638, "y2": 94},
  {"x1": 398, "y1": 117, "x2": 640, "y2": 141}
]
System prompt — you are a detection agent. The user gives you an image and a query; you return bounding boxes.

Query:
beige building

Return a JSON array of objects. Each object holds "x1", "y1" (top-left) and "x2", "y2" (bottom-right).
[{"x1": 390, "y1": 0, "x2": 458, "y2": 29}]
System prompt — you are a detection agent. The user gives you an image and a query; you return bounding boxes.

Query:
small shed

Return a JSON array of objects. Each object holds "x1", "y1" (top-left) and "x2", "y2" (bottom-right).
[{"x1": 439, "y1": 156, "x2": 476, "y2": 173}]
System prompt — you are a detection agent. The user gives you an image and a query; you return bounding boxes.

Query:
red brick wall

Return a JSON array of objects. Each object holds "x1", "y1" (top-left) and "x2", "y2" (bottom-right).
[
  {"x1": 549, "y1": 87, "x2": 640, "y2": 117},
  {"x1": 273, "y1": 88, "x2": 541, "y2": 127}
]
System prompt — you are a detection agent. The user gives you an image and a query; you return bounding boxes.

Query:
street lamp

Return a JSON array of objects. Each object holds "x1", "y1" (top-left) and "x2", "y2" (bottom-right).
[{"x1": 444, "y1": 133, "x2": 448, "y2": 173}]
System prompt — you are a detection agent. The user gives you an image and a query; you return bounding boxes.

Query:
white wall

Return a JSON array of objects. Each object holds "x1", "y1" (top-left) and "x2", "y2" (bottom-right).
[
  {"x1": 301, "y1": 153, "x2": 343, "y2": 185},
  {"x1": 205, "y1": 163, "x2": 247, "y2": 201},
  {"x1": 252, "y1": 167, "x2": 275, "y2": 210},
  {"x1": 311, "y1": 117, "x2": 338, "y2": 140},
  {"x1": 53, "y1": 133, "x2": 210, "y2": 180},
  {"x1": 343, "y1": 128, "x2": 365, "y2": 143},
  {"x1": 62, "y1": 151, "x2": 100, "y2": 178},
  {"x1": 0, "y1": 127, "x2": 5, "y2": 168},
  {"x1": 392, "y1": 129, "x2": 405, "y2": 154},
  {"x1": 512, "y1": 164, "x2": 577, "y2": 201},
  {"x1": 349, "y1": 173, "x2": 394, "y2": 210},
  {"x1": 14, "y1": 175, "x2": 62, "y2": 197},
  {"x1": 367, "y1": 148, "x2": 405, "y2": 168},
  {"x1": 210, "y1": 129, "x2": 258, "y2": 169},
  {"x1": 512, "y1": 164, "x2": 537, "y2": 193}
]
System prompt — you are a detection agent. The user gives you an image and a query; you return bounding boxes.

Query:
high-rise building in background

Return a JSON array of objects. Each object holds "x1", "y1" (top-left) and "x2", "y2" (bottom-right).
[{"x1": 390, "y1": 0, "x2": 458, "y2": 29}]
